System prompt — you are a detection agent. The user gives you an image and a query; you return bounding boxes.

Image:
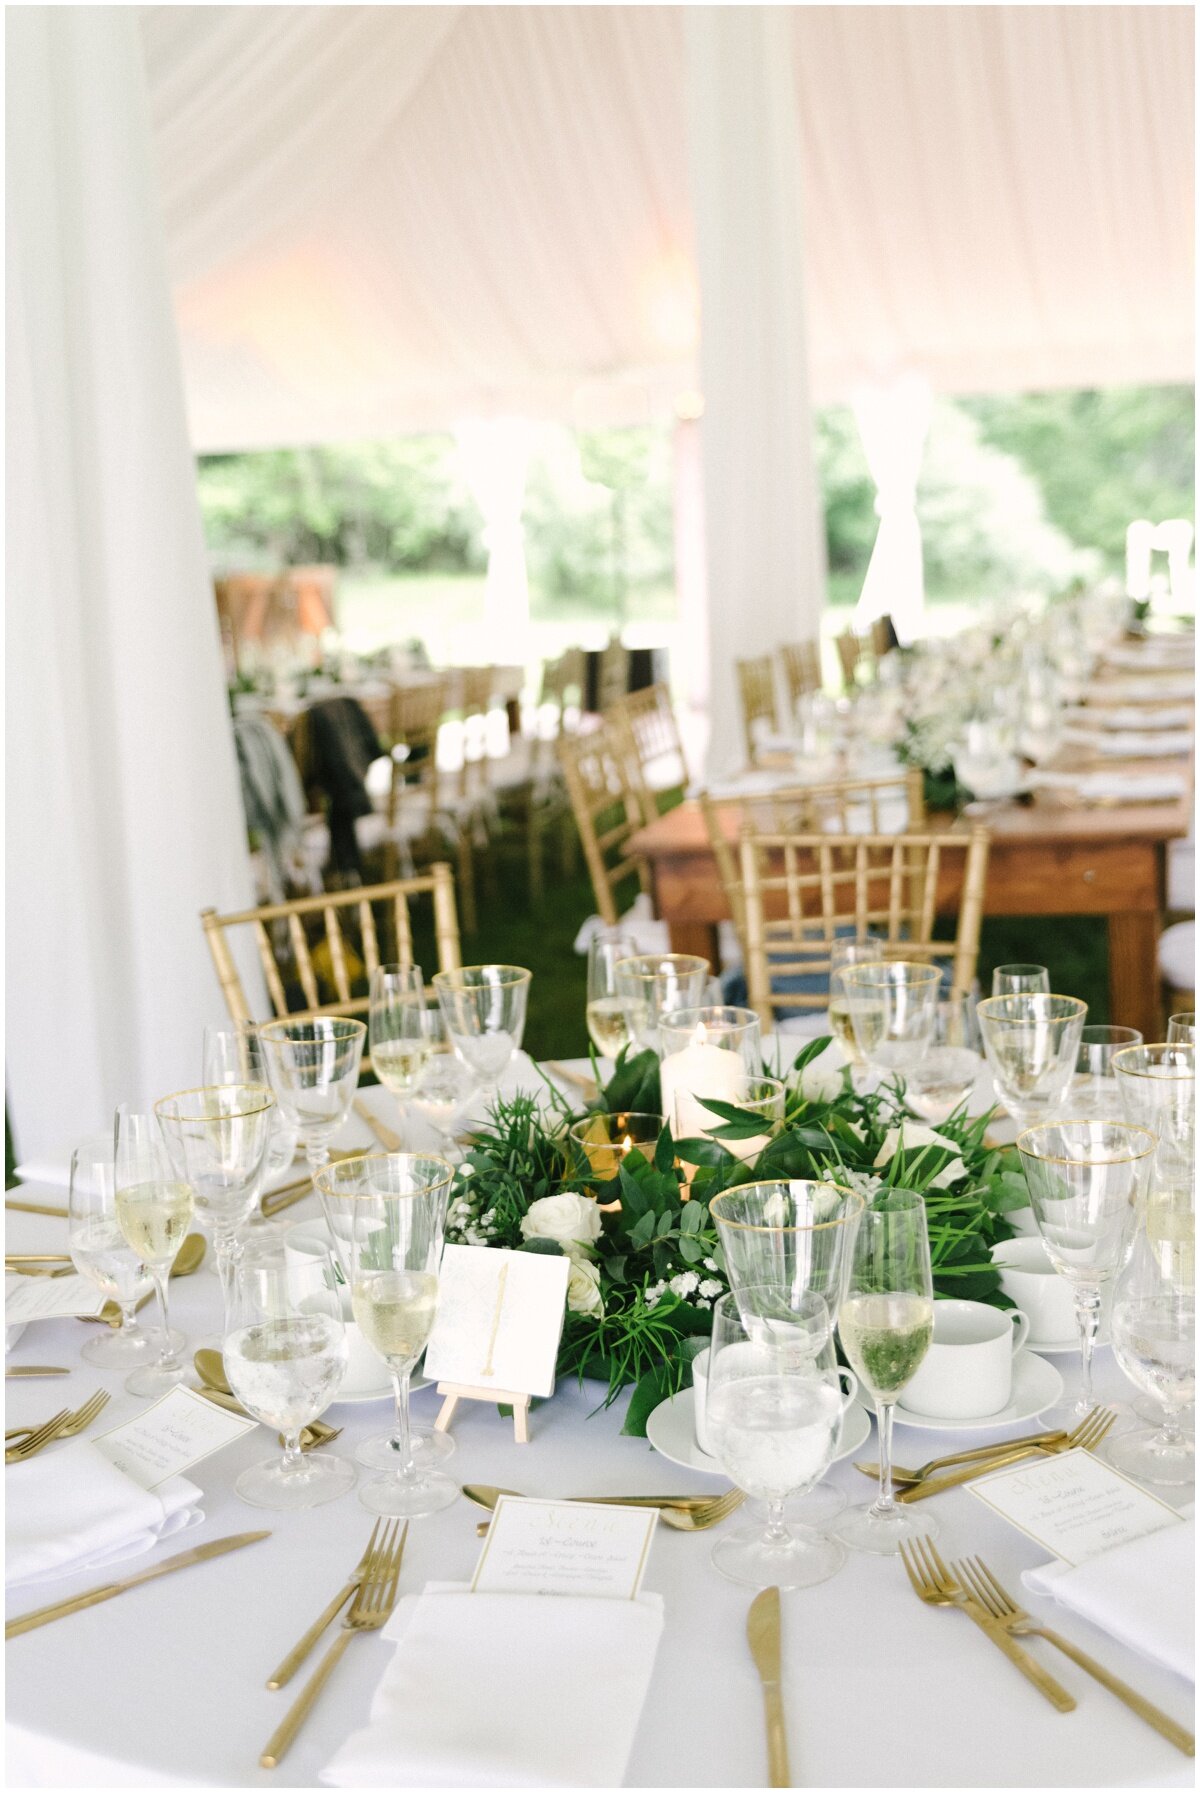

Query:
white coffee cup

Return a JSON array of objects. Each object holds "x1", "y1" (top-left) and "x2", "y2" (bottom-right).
[
  {"x1": 901, "y1": 1298, "x2": 1031, "y2": 1420},
  {"x1": 991, "y1": 1237, "x2": 1076, "y2": 1344},
  {"x1": 691, "y1": 1347, "x2": 713, "y2": 1455},
  {"x1": 284, "y1": 1220, "x2": 388, "y2": 1398}
]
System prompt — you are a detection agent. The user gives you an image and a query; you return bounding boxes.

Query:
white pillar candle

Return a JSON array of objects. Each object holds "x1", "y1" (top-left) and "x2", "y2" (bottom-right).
[{"x1": 660, "y1": 1037, "x2": 747, "y2": 1141}]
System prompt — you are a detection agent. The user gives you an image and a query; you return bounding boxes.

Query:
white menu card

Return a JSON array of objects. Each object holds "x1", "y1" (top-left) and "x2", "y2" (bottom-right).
[{"x1": 967, "y1": 1447, "x2": 1184, "y2": 1566}]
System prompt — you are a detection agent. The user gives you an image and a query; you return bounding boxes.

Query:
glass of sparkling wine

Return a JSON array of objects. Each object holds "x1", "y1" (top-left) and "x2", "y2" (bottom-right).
[
  {"x1": 586, "y1": 930, "x2": 637, "y2": 1063},
  {"x1": 315, "y1": 1152, "x2": 457, "y2": 1516},
  {"x1": 224, "y1": 1240, "x2": 354, "y2": 1510},
  {"x1": 259, "y1": 1017, "x2": 366, "y2": 1174},
  {"x1": 68, "y1": 1134, "x2": 154, "y2": 1368},
  {"x1": 706, "y1": 1291, "x2": 856, "y2": 1589},
  {"x1": 832, "y1": 1190, "x2": 937, "y2": 1556},
  {"x1": 113, "y1": 1108, "x2": 195, "y2": 1397},
  {"x1": 370, "y1": 965, "x2": 430, "y2": 1127},
  {"x1": 828, "y1": 935, "x2": 884, "y2": 1090},
  {"x1": 1106, "y1": 1175, "x2": 1195, "y2": 1486},
  {"x1": 203, "y1": 1021, "x2": 297, "y2": 1176}
]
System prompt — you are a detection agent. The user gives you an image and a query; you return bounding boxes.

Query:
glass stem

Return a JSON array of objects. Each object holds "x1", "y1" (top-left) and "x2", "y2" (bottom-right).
[
  {"x1": 763, "y1": 1497, "x2": 789, "y2": 1544},
  {"x1": 306, "y1": 1141, "x2": 330, "y2": 1178},
  {"x1": 875, "y1": 1399, "x2": 896, "y2": 1515},
  {"x1": 152, "y1": 1270, "x2": 179, "y2": 1368},
  {"x1": 1075, "y1": 1285, "x2": 1102, "y2": 1414},
  {"x1": 280, "y1": 1430, "x2": 304, "y2": 1474},
  {"x1": 213, "y1": 1233, "x2": 239, "y2": 1329},
  {"x1": 117, "y1": 1293, "x2": 141, "y2": 1338},
  {"x1": 390, "y1": 1365, "x2": 415, "y2": 1478}
]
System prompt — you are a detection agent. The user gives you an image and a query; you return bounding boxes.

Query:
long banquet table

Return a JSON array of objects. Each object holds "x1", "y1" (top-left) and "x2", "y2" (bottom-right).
[{"x1": 5, "y1": 1080, "x2": 1193, "y2": 1789}]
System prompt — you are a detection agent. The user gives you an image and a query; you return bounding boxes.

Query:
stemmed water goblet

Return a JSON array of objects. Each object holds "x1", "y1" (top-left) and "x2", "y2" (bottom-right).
[
  {"x1": 259, "y1": 1016, "x2": 366, "y2": 1175},
  {"x1": 1016, "y1": 1120, "x2": 1156, "y2": 1432},
  {"x1": 432, "y1": 965, "x2": 532, "y2": 1095},
  {"x1": 68, "y1": 1134, "x2": 155, "y2": 1368},
  {"x1": 705, "y1": 1291, "x2": 857, "y2": 1589},
  {"x1": 831, "y1": 1189, "x2": 937, "y2": 1556},
  {"x1": 369, "y1": 965, "x2": 430, "y2": 1129},
  {"x1": 840, "y1": 960, "x2": 942, "y2": 1088},
  {"x1": 991, "y1": 964, "x2": 1050, "y2": 999},
  {"x1": 315, "y1": 1152, "x2": 458, "y2": 1514},
  {"x1": 1070, "y1": 1025, "x2": 1143, "y2": 1122},
  {"x1": 203, "y1": 1021, "x2": 297, "y2": 1177},
  {"x1": 613, "y1": 954, "x2": 709, "y2": 1054},
  {"x1": 586, "y1": 930, "x2": 637, "y2": 1063},
  {"x1": 113, "y1": 1108, "x2": 196, "y2": 1397},
  {"x1": 224, "y1": 1239, "x2": 354, "y2": 1510},
  {"x1": 1105, "y1": 1175, "x2": 1195, "y2": 1486},
  {"x1": 155, "y1": 1084, "x2": 276, "y2": 1330},
  {"x1": 1167, "y1": 1013, "x2": 1196, "y2": 1047},
  {"x1": 976, "y1": 993, "x2": 1087, "y2": 1130}
]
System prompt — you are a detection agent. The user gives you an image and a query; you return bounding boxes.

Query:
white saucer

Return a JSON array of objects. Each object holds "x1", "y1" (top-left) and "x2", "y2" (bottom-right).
[
  {"x1": 330, "y1": 1368, "x2": 430, "y2": 1406},
  {"x1": 1025, "y1": 1329, "x2": 1110, "y2": 1357},
  {"x1": 881, "y1": 1353, "x2": 1063, "y2": 1433},
  {"x1": 645, "y1": 1384, "x2": 871, "y2": 1475}
]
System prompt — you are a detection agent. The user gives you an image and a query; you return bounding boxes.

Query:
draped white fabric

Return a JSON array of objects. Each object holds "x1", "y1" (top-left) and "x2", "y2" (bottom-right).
[
  {"x1": 853, "y1": 375, "x2": 933, "y2": 644},
  {"x1": 686, "y1": 6, "x2": 826, "y2": 778},
  {"x1": 137, "y1": 5, "x2": 1193, "y2": 452},
  {"x1": 5, "y1": 7, "x2": 254, "y2": 1161},
  {"x1": 455, "y1": 421, "x2": 534, "y2": 663}
]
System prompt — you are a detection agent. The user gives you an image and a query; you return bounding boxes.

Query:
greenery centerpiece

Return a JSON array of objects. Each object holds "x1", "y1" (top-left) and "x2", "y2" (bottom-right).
[{"x1": 443, "y1": 1038, "x2": 1029, "y2": 1434}]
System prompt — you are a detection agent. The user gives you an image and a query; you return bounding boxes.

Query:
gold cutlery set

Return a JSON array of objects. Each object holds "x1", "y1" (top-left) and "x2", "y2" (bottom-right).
[
  {"x1": 463, "y1": 1482, "x2": 745, "y2": 1536},
  {"x1": 854, "y1": 1407, "x2": 1117, "y2": 1502},
  {"x1": 5, "y1": 1390, "x2": 110, "y2": 1462}
]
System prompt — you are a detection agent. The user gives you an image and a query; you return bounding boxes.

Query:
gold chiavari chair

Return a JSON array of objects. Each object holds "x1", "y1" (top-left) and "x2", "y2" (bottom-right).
[
  {"x1": 779, "y1": 641, "x2": 822, "y2": 711},
  {"x1": 596, "y1": 635, "x2": 631, "y2": 714},
  {"x1": 836, "y1": 629, "x2": 866, "y2": 690},
  {"x1": 200, "y1": 865, "x2": 462, "y2": 1029},
  {"x1": 736, "y1": 655, "x2": 780, "y2": 763},
  {"x1": 557, "y1": 722, "x2": 651, "y2": 927},
  {"x1": 870, "y1": 615, "x2": 896, "y2": 661},
  {"x1": 738, "y1": 826, "x2": 990, "y2": 1029},
  {"x1": 610, "y1": 682, "x2": 689, "y2": 821},
  {"x1": 699, "y1": 768, "x2": 927, "y2": 946}
]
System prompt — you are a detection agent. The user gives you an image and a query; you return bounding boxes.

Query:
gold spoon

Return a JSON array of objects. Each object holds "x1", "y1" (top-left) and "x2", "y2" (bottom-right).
[
  {"x1": 77, "y1": 1233, "x2": 208, "y2": 1328},
  {"x1": 192, "y1": 1349, "x2": 340, "y2": 1452}
]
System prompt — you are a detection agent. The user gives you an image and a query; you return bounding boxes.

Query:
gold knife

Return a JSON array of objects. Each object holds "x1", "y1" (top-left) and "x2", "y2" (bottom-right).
[
  {"x1": 353, "y1": 1098, "x2": 404, "y2": 1151},
  {"x1": 747, "y1": 1587, "x2": 790, "y2": 1788},
  {"x1": 5, "y1": 1532, "x2": 271, "y2": 1637},
  {"x1": 5, "y1": 1199, "x2": 68, "y2": 1218},
  {"x1": 5, "y1": 1366, "x2": 69, "y2": 1378},
  {"x1": 463, "y1": 1483, "x2": 723, "y2": 1512}
]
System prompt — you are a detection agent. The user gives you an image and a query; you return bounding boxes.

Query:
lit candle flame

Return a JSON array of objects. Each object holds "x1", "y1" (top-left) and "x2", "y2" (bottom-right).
[{"x1": 622, "y1": 1134, "x2": 633, "y2": 1156}]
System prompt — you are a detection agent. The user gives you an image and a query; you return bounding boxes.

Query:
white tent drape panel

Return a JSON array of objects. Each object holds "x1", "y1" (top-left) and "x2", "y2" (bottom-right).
[
  {"x1": 686, "y1": 5, "x2": 826, "y2": 779},
  {"x1": 455, "y1": 421, "x2": 533, "y2": 663},
  {"x1": 852, "y1": 375, "x2": 933, "y2": 644},
  {"x1": 5, "y1": 7, "x2": 254, "y2": 1161},
  {"x1": 136, "y1": 5, "x2": 1193, "y2": 452}
]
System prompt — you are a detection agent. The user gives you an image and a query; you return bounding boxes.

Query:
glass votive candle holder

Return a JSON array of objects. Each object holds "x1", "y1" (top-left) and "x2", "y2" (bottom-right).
[
  {"x1": 567, "y1": 1112, "x2": 664, "y2": 1185},
  {"x1": 659, "y1": 1007, "x2": 761, "y2": 1140},
  {"x1": 722, "y1": 1075, "x2": 787, "y2": 1164}
]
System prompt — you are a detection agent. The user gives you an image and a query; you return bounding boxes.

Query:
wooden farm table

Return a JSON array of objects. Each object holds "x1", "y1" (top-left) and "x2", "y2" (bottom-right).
[{"x1": 630, "y1": 779, "x2": 1192, "y2": 1043}]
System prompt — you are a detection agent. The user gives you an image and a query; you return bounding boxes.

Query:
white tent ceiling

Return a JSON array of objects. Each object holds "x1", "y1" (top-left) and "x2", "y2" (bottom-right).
[{"x1": 141, "y1": 4, "x2": 1195, "y2": 453}]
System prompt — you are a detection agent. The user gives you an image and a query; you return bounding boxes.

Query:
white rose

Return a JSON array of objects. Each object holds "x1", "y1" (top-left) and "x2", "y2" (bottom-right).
[
  {"x1": 797, "y1": 1061, "x2": 842, "y2": 1103},
  {"x1": 565, "y1": 1257, "x2": 604, "y2": 1316},
  {"x1": 874, "y1": 1123, "x2": 966, "y2": 1189},
  {"x1": 520, "y1": 1191, "x2": 602, "y2": 1253}
]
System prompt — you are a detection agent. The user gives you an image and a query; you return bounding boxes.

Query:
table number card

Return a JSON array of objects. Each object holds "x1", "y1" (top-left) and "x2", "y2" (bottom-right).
[
  {"x1": 967, "y1": 1446, "x2": 1184, "y2": 1566},
  {"x1": 424, "y1": 1245, "x2": 571, "y2": 1399},
  {"x1": 472, "y1": 1497, "x2": 658, "y2": 1599},
  {"x1": 92, "y1": 1386, "x2": 257, "y2": 1490}
]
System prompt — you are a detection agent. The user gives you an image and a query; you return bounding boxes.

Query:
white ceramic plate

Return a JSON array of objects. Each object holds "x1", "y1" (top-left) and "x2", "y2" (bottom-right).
[
  {"x1": 880, "y1": 1352, "x2": 1064, "y2": 1433},
  {"x1": 330, "y1": 1367, "x2": 430, "y2": 1406},
  {"x1": 1024, "y1": 1328, "x2": 1110, "y2": 1357},
  {"x1": 645, "y1": 1384, "x2": 871, "y2": 1476}
]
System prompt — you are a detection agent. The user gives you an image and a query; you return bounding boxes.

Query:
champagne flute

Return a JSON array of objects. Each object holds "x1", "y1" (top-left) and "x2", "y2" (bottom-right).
[
  {"x1": 832, "y1": 1189, "x2": 937, "y2": 1556},
  {"x1": 1168, "y1": 1013, "x2": 1197, "y2": 1046},
  {"x1": 204, "y1": 1021, "x2": 297, "y2": 1176},
  {"x1": 1106, "y1": 1177, "x2": 1195, "y2": 1485},
  {"x1": 369, "y1": 965, "x2": 430, "y2": 1122},
  {"x1": 976, "y1": 993, "x2": 1087, "y2": 1129},
  {"x1": 113, "y1": 1108, "x2": 195, "y2": 1397},
  {"x1": 586, "y1": 930, "x2": 637, "y2": 1062},
  {"x1": 259, "y1": 1017, "x2": 366, "y2": 1174},
  {"x1": 432, "y1": 965, "x2": 532, "y2": 1094},
  {"x1": 1017, "y1": 1120, "x2": 1156, "y2": 1431},
  {"x1": 224, "y1": 1240, "x2": 354, "y2": 1509},
  {"x1": 840, "y1": 960, "x2": 942, "y2": 1085},
  {"x1": 155, "y1": 1084, "x2": 275, "y2": 1328},
  {"x1": 614, "y1": 954, "x2": 710, "y2": 1054},
  {"x1": 1071, "y1": 1025, "x2": 1143, "y2": 1121},
  {"x1": 706, "y1": 1291, "x2": 856, "y2": 1589},
  {"x1": 992, "y1": 964, "x2": 1050, "y2": 998},
  {"x1": 828, "y1": 935, "x2": 884, "y2": 1090},
  {"x1": 315, "y1": 1152, "x2": 457, "y2": 1516},
  {"x1": 68, "y1": 1134, "x2": 154, "y2": 1367}
]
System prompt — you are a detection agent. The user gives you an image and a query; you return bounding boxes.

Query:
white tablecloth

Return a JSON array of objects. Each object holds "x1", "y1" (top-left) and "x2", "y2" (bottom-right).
[{"x1": 5, "y1": 1072, "x2": 1193, "y2": 1789}]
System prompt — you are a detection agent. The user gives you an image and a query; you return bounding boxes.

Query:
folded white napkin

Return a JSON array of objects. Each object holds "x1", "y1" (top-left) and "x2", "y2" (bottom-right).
[
  {"x1": 1032, "y1": 771, "x2": 1187, "y2": 804},
  {"x1": 1024, "y1": 1519, "x2": 1194, "y2": 1683},
  {"x1": 1102, "y1": 675, "x2": 1194, "y2": 702},
  {"x1": 1091, "y1": 705, "x2": 1194, "y2": 731},
  {"x1": 321, "y1": 1583, "x2": 664, "y2": 1787},
  {"x1": 6, "y1": 1441, "x2": 203, "y2": 1588},
  {"x1": 1063, "y1": 729, "x2": 1193, "y2": 759}
]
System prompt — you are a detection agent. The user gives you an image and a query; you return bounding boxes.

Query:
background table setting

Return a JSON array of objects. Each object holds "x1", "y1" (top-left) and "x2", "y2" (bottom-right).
[{"x1": 4, "y1": 947, "x2": 1196, "y2": 1787}]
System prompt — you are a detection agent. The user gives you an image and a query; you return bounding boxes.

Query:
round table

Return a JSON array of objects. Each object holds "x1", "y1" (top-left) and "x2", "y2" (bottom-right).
[{"x1": 5, "y1": 1126, "x2": 1194, "y2": 1786}]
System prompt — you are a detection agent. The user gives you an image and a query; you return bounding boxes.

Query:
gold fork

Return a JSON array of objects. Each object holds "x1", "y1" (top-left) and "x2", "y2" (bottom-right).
[
  {"x1": 5, "y1": 1389, "x2": 110, "y2": 1446},
  {"x1": 855, "y1": 1427, "x2": 1071, "y2": 1485},
  {"x1": 898, "y1": 1537, "x2": 1075, "y2": 1711},
  {"x1": 896, "y1": 1408, "x2": 1116, "y2": 1503},
  {"x1": 955, "y1": 1555, "x2": 1194, "y2": 1756},
  {"x1": 266, "y1": 1521, "x2": 384, "y2": 1690},
  {"x1": 475, "y1": 1489, "x2": 745, "y2": 1538},
  {"x1": 5, "y1": 1409, "x2": 71, "y2": 1464},
  {"x1": 260, "y1": 1518, "x2": 408, "y2": 1768}
]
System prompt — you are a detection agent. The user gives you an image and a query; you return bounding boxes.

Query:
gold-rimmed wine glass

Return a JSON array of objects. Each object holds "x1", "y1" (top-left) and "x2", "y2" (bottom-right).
[
  {"x1": 1106, "y1": 1175, "x2": 1195, "y2": 1486},
  {"x1": 315, "y1": 1152, "x2": 457, "y2": 1516},
  {"x1": 203, "y1": 1021, "x2": 297, "y2": 1176},
  {"x1": 1016, "y1": 1119, "x2": 1156, "y2": 1431},
  {"x1": 991, "y1": 964, "x2": 1050, "y2": 998},
  {"x1": 369, "y1": 964, "x2": 429, "y2": 1122},
  {"x1": 828, "y1": 935, "x2": 884, "y2": 1089},
  {"x1": 1070, "y1": 1024, "x2": 1143, "y2": 1121},
  {"x1": 1112, "y1": 1043, "x2": 1196, "y2": 1161},
  {"x1": 976, "y1": 993, "x2": 1087, "y2": 1129},
  {"x1": 710, "y1": 1179, "x2": 865, "y2": 1322},
  {"x1": 114, "y1": 1107, "x2": 195, "y2": 1397},
  {"x1": 1167, "y1": 1013, "x2": 1196, "y2": 1047},
  {"x1": 259, "y1": 1017, "x2": 366, "y2": 1174},
  {"x1": 586, "y1": 929, "x2": 637, "y2": 1063}
]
